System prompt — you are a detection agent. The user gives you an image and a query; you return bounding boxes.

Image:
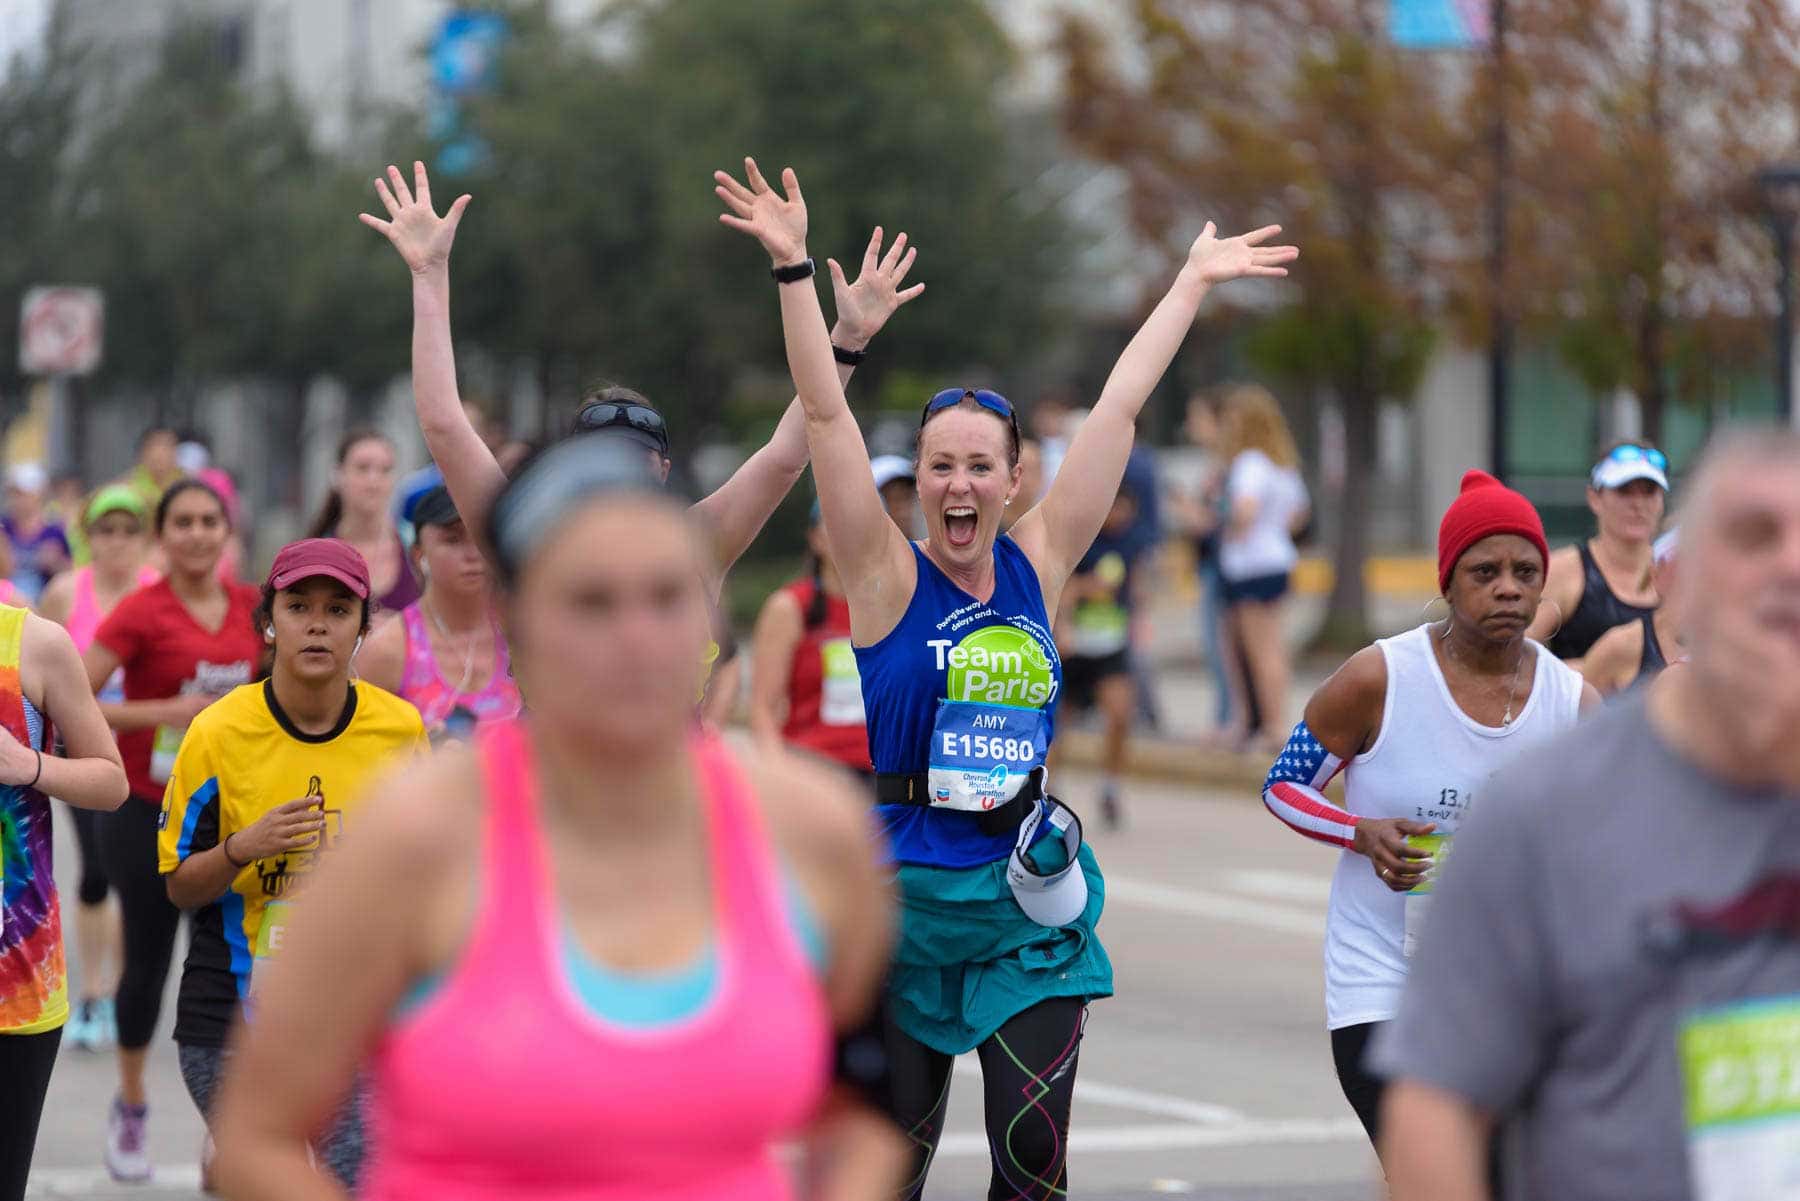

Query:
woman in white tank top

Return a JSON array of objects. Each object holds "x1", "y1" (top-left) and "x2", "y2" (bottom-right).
[{"x1": 1258, "y1": 470, "x2": 1599, "y2": 1159}]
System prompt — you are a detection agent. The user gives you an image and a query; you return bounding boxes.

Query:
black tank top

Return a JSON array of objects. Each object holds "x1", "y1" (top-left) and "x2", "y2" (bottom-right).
[
  {"x1": 1638, "y1": 613, "x2": 1668, "y2": 677},
  {"x1": 1547, "y1": 541, "x2": 1657, "y2": 660}
]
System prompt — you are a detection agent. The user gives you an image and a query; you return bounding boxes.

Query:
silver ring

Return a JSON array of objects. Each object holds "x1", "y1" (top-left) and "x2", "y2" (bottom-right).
[{"x1": 1380, "y1": 866, "x2": 1392, "y2": 880}]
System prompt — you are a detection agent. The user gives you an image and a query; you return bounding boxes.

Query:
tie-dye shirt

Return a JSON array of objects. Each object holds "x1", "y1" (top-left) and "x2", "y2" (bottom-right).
[{"x1": 0, "y1": 604, "x2": 59, "y2": 1034}]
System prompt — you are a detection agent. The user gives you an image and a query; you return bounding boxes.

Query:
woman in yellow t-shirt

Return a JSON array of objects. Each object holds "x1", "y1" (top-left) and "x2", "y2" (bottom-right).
[{"x1": 158, "y1": 538, "x2": 426, "y2": 1192}]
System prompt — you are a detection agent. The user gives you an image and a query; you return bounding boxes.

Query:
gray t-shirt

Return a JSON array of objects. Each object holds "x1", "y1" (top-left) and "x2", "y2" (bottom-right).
[{"x1": 1370, "y1": 692, "x2": 1800, "y2": 1201}]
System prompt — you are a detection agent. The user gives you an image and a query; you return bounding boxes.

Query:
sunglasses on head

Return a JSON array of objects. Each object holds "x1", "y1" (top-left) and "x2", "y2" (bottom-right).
[
  {"x1": 1602, "y1": 444, "x2": 1668, "y2": 472},
  {"x1": 920, "y1": 388, "x2": 1021, "y2": 445},
  {"x1": 576, "y1": 401, "x2": 669, "y2": 449}
]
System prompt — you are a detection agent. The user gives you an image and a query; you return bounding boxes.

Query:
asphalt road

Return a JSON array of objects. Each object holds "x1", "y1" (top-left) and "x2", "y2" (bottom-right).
[{"x1": 28, "y1": 765, "x2": 1380, "y2": 1201}]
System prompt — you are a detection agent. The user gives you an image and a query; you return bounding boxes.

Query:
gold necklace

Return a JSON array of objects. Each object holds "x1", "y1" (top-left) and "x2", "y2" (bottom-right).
[{"x1": 1439, "y1": 622, "x2": 1530, "y2": 726}]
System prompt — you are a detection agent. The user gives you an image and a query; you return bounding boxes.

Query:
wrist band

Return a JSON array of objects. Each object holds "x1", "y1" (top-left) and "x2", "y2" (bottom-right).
[
  {"x1": 832, "y1": 343, "x2": 867, "y2": 366},
  {"x1": 223, "y1": 832, "x2": 248, "y2": 870},
  {"x1": 25, "y1": 749, "x2": 41, "y2": 790},
  {"x1": 770, "y1": 258, "x2": 815, "y2": 284}
]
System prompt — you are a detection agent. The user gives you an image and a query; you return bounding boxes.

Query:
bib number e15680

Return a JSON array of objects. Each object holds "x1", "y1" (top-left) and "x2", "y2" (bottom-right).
[{"x1": 926, "y1": 700, "x2": 1047, "y2": 812}]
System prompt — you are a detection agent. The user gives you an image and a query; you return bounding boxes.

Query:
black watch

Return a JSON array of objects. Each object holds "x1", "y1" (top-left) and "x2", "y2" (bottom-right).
[
  {"x1": 832, "y1": 343, "x2": 867, "y2": 366},
  {"x1": 770, "y1": 258, "x2": 816, "y2": 284}
]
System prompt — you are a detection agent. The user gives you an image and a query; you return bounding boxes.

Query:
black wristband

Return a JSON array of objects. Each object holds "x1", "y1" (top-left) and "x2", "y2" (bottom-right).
[
  {"x1": 25, "y1": 749, "x2": 41, "y2": 790},
  {"x1": 832, "y1": 343, "x2": 867, "y2": 367},
  {"x1": 222, "y1": 832, "x2": 248, "y2": 870},
  {"x1": 770, "y1": 257, "x2": 816, "y2": 284}
]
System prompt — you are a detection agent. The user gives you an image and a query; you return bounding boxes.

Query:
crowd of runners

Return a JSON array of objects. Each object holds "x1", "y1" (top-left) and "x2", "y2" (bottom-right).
[{"x1": 0, "y1": 157, "x2": 1795, "y2": 1201}]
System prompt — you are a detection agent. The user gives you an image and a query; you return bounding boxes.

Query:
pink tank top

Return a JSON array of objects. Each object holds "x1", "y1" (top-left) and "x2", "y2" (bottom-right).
[
  {"x1": 397, "y1": 602, "x2": 522, "y2": 728},
  {"x1": 66, "y1": 566, "x2": 160, "y2": 653},
  {"x1": 363, "y1": 722, "x2": 832, "y2": 1201}
]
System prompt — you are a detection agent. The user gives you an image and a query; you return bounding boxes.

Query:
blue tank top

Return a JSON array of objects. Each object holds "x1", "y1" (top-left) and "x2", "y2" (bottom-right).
[{"x1": 856, "y1": 536, "x2": 1063, "y2": 869}]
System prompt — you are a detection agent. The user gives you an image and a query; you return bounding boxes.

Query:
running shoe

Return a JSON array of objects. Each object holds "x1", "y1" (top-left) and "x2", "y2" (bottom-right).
[
  {"x1": 105, "y1": 1096, "x2": 152, "y2": 1182},
  {"x1": 90, "y1": 997, "x2": 118, "y2": 1051},
  {"x1": 1101, "y1": 787, "x2": 1122, "y2": 831},
  {"x1": 63, "y1": 1000, "x2": 95, "y2": 1050}
]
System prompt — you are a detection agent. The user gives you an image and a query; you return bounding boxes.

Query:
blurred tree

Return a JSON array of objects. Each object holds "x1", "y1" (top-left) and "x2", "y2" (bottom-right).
[
  {"x1": 1059, "y1": 0, "x2": 1452, "y2": 646},
  {"x1": 1485, "y1": 0, "x2": 1800, "y2": 445},
  {"x1": 0, "y1": 6, "x2": 81, "y2": 410},
  {"x1": 447, "y1": 0, "x2": 1073, "y2": 444},
  {"x1": 54, "y1": 17, "x2": 408, "y2": 401}
]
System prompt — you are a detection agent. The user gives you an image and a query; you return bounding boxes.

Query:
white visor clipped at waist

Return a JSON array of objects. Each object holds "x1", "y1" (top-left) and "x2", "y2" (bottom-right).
[{"x1": 1007, "y1": 796, "x2": 1088, "y2": 928}]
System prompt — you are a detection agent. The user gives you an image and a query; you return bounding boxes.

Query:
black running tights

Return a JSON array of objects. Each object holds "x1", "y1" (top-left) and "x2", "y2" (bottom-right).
[
  {"x1": 96, "y1": 797, "x2": 182, "y2": 1050},
  {"x1": 0, "y1": 1028, "x2": 62, "y2": 1201},
  {"x1": 886, "y1": 997, "x2": 1087, "y2": 1201}
]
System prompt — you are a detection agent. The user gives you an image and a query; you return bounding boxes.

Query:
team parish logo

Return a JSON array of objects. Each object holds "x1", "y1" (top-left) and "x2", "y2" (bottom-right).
[{"x1": 931, "y1": 625, "x2": 1058, "y2": 707}]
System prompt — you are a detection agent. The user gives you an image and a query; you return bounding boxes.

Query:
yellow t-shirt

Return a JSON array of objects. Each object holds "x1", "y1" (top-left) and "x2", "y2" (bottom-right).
[{"x1": 157, "y1": 679, "x2": 427, "y2": 1045}]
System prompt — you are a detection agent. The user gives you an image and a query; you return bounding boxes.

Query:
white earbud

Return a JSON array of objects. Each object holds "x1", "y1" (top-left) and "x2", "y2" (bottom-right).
[
  {"x1": 265, "y1": 626, "x2": 276, "y2": 639},
  {"x1": 353, "y1": 635, "x2": 364, "y2": 657}
]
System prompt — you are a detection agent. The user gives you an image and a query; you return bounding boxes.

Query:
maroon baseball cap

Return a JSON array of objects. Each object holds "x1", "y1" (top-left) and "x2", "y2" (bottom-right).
[{"x1": 265, "y1": 538, "x2": 372, "y2": 599}]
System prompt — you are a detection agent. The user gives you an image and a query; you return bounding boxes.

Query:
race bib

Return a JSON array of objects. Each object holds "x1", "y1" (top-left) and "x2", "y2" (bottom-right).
[
  {"x1": 1679, "y1": 996, "x2": 1800, "y2": 1200},
  {"x1": 149, "y1": 724, "x2": 186, "y2": 785},
  {"x1": 819, "y1": 638, "x2": 865, "y2": 727},
  {"x1": 926, "y1": 700, "x2": 1047, "y2": 812},
  {"x1": 1402, "y1": 832, "x2": 1451, "y2": 960},
  {"x1": 244, "y1": 900, "x2": 294, "y2": 1021},
  {"x1": 1069, "y1": 600, "x2": 1129, "y2": 658}
]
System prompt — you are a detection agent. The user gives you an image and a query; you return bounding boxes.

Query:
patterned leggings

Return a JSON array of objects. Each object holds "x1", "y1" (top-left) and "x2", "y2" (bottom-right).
[
  {"x1": 177, "y1": 1042, "x2": 369, "y2": 1191},
  {"x1": 886, "y1": 997, "x2": 1087, "y2": 1201}
]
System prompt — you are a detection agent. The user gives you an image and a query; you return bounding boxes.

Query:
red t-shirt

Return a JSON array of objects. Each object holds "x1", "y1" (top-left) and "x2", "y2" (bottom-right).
[
  {"x1": 778, "y1": 578, "x2": 871, "y2": 772},
  {"x1": 95, "y1": 579, "x2": 264, "y2": 801}
]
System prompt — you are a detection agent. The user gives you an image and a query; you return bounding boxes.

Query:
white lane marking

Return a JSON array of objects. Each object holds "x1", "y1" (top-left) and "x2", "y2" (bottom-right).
[
  {"x1": 934, "y1": 1117, "x2": 1368, "y2": 1155},
  {"x1": 951, "y1": 1056, "x2": 1242, "y2": 1124},
  {"x1": 1150, "y1": 1181, "x2": 1197, "y2": 1194},
  {"x1": 28, "y1": 1165, "x2": 200, "y2": 1196},
  {"x1": 1103, "y1": 874, "x2": 1323, "y2": 937},
  {"x1": 1224, "y1": 869, "x2": 1334, "y2": 904}
]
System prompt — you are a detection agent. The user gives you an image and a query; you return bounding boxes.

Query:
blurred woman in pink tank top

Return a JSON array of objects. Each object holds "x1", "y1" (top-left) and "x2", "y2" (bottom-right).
[{"x1": 211, "y1": 435, "x2": 904, "y2": 1201}]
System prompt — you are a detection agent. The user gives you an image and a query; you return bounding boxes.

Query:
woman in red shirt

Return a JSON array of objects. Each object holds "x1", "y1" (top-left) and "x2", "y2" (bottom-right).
[
  {"x1": 749, "y1": 502, "x2": 871, "y2": 783},
  {"x1": 83, "y1": 478, "x2": 264, "y2": 1184}
]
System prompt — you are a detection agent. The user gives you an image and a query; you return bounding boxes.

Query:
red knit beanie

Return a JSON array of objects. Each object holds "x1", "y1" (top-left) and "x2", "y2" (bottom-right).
[{"x1": 1436, "y1": 470, "x2": 1549, "y2": 593}]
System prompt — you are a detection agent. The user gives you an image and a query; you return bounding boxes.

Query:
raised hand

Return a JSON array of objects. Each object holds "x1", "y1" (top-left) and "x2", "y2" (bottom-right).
[
  {"x1": 1185, "y1": 222, "x2": 1299, "y2": 287},
  {"x1": 829, "y1": 227, "x2": 926, "y2": 348},
  {"x1": 359, "y1": 161, "x2": 472, "y2": 276},
  {"x1": 715, "y1": 158, "x2": 809, "y2": 267}
]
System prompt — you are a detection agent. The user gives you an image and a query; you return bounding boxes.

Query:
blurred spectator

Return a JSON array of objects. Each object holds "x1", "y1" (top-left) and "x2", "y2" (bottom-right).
[
  {"x1": 1031, "y1": 395, "x2": 1076, "y2": 489},
  {"x1": 126, "y1": 427, "x2": 182, "y2": 510},
  {"x1": 748, "y1": 501, "x2": 872, "y2": 780},
  {"x1": 173, "y1": 431, "x2": 211, "y2": 477},
  {"x1": 50, "y1": 470, "x2": 90, "y2": 565},
  {"x1": 1169, "y1": 391, "x2": 1247, "y2": 732},
  {"x1": 1120, "y1": 440, "x2": 1164, "y2": 730},
  {"x1": 871, "y1": 454, "x2": 920, "y2": 538},
  {"x1": 196, "y1": 468, "x2": 247, "y2": 583},
  {"x1": 1217, "y1": 385, "x2": 1309, "y2": 752},
  {"x1": 4, "y1": 463, "x2": 73, "y2": 603},
  {"x1": 1051, "y1": 481, "x2": 1147, "y2": 828},
  {"x1": 1005, "y1": 439, "x2": 1043, "y2": 530},
  {"x1": 304, "y1": 429, "x2": 418, "y2": 618}
]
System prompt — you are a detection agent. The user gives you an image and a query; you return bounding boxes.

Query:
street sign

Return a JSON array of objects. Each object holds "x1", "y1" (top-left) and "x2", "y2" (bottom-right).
[{"x1": 19, "y1": 286, "x2": 104, "y2": 376}]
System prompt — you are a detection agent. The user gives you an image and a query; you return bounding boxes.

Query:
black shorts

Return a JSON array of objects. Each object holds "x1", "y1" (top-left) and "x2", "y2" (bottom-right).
[
  {"x1": 1061, "y1": 650, "x2": 1130, "y2": 713},
  {"x1": 1224, "y1": 571, "x2": 1291, "y2": 605}
]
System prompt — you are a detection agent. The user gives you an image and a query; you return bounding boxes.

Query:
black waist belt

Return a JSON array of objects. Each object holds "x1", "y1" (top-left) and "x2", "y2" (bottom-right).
[{"x1": 874, "y1": 767, "x2": 1044, "y2": 837}]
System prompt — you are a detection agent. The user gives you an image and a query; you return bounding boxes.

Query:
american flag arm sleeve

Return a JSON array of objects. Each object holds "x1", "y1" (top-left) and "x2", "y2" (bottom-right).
[{"x1": 1261, "y1": 720, "x2": 1356, "y2": 849}]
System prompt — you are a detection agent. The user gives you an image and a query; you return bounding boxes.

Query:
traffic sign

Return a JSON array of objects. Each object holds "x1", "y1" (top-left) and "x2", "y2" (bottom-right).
[{"x1": 19, "y1": 286, "x2": 104, "y2": 376}]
